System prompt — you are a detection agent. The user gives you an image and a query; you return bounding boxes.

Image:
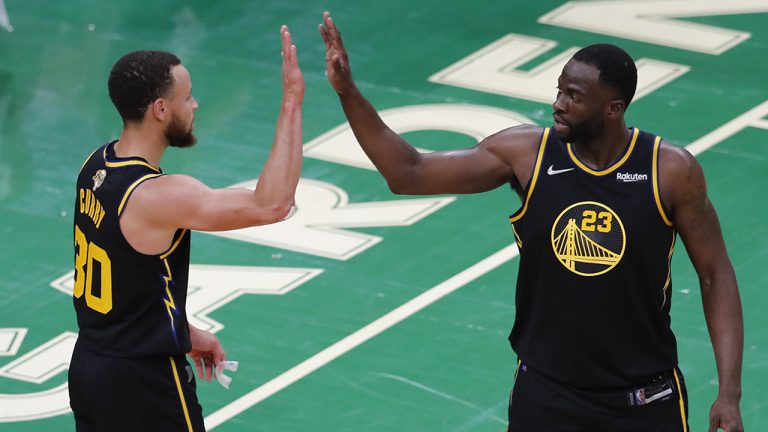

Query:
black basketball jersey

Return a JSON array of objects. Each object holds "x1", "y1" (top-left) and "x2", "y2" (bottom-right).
[
  {"x1": 73, "y1": 140, "x2": 192, "y2": 358},
  {"x1": 508, "y1": 127, "x2": 677, "y2": 389}
]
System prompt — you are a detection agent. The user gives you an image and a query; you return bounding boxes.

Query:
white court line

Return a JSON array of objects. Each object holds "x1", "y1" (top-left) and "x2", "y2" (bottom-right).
[
  {"x1": 685, "y1": 99, "x2": 768, "y2": 156},
  {"x1": 204, "y1": 244, "x2": 519, "y2": 429},
  {"x1": 0, "y1": 0, "x2": 12, "y2": 32}
]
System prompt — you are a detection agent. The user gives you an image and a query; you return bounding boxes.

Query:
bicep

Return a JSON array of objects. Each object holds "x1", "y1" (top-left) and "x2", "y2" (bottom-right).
[
  {"x1": 664, "y1": 147, "x2": 731, "y2": 275},
  {"x1": 404, "y1": 145, "x2": 515, "y2": 194},
  {"x1": 134, "y1": 175, "x2": 289, "y2": 232},
  {"x1": 393, "y1": 126, "x2": 538, "y2": 195}
]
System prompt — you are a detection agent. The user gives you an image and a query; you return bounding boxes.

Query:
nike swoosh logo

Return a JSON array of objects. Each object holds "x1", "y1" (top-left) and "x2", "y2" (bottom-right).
[{"x1": 547, "y1": 165, "x2": 574, "y2": 175}]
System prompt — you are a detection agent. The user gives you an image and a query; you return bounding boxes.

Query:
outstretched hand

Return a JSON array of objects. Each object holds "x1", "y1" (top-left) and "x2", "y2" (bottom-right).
[
  {"x1": 187, "y1": 326, "x2": 226, "y2": 382},
  {"x1": 280, "y1": 25, "x2": 305, "y2": 105},
  {"x1": 319, "y1": 11, "x2": 355, "y2": 95}
]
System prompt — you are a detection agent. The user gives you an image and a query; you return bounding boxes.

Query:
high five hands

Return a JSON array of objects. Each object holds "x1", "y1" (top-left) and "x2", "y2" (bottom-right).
[{"x1": 319, "y1": 11, "x2": 355, "y2": 96}]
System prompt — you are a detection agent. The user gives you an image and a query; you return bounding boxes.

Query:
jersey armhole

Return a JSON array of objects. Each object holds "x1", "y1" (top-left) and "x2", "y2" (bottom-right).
[
  {"x1": 652, "y1": 137, "x2": 673, "y2": 227},
  {"x1": 509, "y1": 127, "x2": 549, "y2": 224},
  {"x1": 117, "y1": 173, "x2": 163, "y2": 217},
  {"x1": 160, "y1": 229, "x2": 188, "y2": 260}
]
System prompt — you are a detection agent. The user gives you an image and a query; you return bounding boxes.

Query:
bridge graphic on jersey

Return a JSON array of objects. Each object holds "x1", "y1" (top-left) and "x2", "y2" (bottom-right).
[{"x1": 553, "y1": 219, "x2": 621, "y2": 270}]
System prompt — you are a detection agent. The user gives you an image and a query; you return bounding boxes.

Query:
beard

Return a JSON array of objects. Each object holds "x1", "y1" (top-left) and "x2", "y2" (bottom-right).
[
  {"x1": 555, "y1": 115, "x2": 604, "y2": 143},
  {"x1": 165, "y1": 113, "x2": 197, "y2": 148}
]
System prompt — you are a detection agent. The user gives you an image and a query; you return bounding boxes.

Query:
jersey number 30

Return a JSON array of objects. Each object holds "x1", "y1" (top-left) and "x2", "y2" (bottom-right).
[{"x1": 74, "y1": 225, "x2": 113, "y2": 314}]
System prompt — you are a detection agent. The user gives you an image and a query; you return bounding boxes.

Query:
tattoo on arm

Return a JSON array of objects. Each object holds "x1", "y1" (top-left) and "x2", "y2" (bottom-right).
[{"x1": 678, "y1": 149, "x2": 717, "y2": 245}]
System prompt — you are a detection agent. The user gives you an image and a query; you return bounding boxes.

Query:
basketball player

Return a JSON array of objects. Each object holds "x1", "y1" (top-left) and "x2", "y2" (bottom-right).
[
  {"x1": 320, "y1": 12, "x2": 743, "y2": 432},
  {"x1": 69, "y1": 26, "x2": 304, "y2": 431}
]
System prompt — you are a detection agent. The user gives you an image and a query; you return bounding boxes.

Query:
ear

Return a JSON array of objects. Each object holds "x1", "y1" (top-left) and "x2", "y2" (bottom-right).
[
  {"x1": 149, "y1": 98, "x2": 168, "y2": 122},
  {"x1": 605, "y1": 99, "x2": 625, "y2": 120}
]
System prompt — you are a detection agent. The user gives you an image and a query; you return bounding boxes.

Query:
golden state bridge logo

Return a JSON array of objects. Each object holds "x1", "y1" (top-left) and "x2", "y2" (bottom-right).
[{"x1": 551, "y1": 201, "x2": 625, "y2": 276}]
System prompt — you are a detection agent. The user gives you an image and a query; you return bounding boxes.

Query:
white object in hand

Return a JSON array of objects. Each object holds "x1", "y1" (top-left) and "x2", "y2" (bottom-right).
[{"x1": 214, "y1": 360, "x2": 239, "y2": 389}]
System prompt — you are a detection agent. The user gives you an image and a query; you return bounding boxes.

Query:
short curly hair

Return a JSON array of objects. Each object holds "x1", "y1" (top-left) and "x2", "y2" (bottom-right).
[
  {"x1": 108, "y1": 50, "x2": 181, "y2": 122},
  {"x1": 572, "y1": 43, "x2": 637, "y2": 109}
]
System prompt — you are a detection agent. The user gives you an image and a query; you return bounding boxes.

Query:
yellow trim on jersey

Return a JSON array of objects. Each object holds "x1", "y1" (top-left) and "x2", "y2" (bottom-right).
[
  {"x1": 660, "y1": 230, "x2": 677, "y2": 310},
  {"x1": 160, "y1": 229, "x2": 188, "y2": 260},
  {"x1": 514, "y1": 359, "x2": 522, "y2": 381},
  {"x1": 169, "y1": 357, "x2": 194, "y2": 432},
  {"x1": 566, "y1": 128, "x2": 639, "y2": 176},
  {"x1": 161, "y1": 259, "x2": 179, "y2": 337},
  {"x1": 511, "y1": 223, "x2": 523, "y2": 249},
  {"x1": 509, "y1": 128, "x2": 549, "y2": 223},
  {"x1": 105, "y1": 159, "x2": 161, "y2": 171},
  {"x1": 673, "y1": 368, "x2": 688, "y2": 432},
  {"x1": 652, "y1": 136, "x2": 673, "y2": 226},
  {"x1": 117, "y1": 173, "x2": 162, "y2": 216},
  {"x1": 163, "y1": 259, "x2": 174, "y2": 284},
  {"x1": 103, "y1": 144, "x2": 161, "y2": 172}
]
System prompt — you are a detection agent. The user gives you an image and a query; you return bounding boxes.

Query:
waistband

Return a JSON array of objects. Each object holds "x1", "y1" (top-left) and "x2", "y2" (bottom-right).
[{"x1": 517, "y1": 360, "x2": 685, "y2": 414}]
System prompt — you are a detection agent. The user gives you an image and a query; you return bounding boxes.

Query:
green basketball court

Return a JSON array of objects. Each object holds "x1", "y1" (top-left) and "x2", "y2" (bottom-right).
[{"x1": 0, "y1": 1, "x2": 766, "y2": 430}]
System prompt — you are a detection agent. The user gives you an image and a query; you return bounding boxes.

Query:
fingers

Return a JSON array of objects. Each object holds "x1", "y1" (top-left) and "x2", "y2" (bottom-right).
[
  {"x1": 322, "y1": 12, "x2": 336, "y2": 39},
  {"x1": 194, "y1": 357, "x2": 204, "y2": 380},
  {"x1": 280, "y1": 25, "x2": 292, "y2": 59},
  {"x1": 724, "y1": 419, "x2": 744, "y2": 432},
  {"x1": 213, "y1": 344, "x2": 226, "y2": 367},
  {"x1": 318, "y1": 23, "x2": 330, "y2": 49},
  {"x1": 290, "y1": 44, "x2": 299, "y2": 68},
  {"x1": 709, "y1": 414, "x2": 744, "y2": 432},
  {"x1": 194, "y1": 354, "x2": 215, "y2": 382},
  {"x1": 320, "y1": 11, "x2": 348, "y2": 73},
  {"x1": 205, "y1": 357, "x2": 214, "y2": 381},
  {"x1": 320, "y1": 11, "x2": 343, "y2": 50},
  {"x1": 280, "y1": 25, "x2": 289, "y2": 54},
  {"x1": 709, "y1": 402, "x2": 719, "y2": 431},
  {"x1": 279, "y1": 25, "x2": 301, "y2": 71}
]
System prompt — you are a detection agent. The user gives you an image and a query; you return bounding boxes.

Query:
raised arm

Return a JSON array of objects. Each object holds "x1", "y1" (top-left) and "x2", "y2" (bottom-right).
[
  {"x1": 120, "y1": 26, "x2": 304, "y2": 254},
  {"x1": 659, "y1": 143, "x2": 743, "y2": 432},
  {"x1": 319, "y1": 12, "x2": 537, "y2": 196},
  {"x1": 252, "y1": 24, "x2": 304, "y2": 216}
]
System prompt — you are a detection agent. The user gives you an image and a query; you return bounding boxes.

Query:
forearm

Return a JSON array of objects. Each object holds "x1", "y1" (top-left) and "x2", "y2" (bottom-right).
[
  {"x1": 338, "y1": 86, "x2": 421, "y2": 191},
  {"x1": 254, "y1": 100, "x2": 303, "y2": 216},
  {"x1": 701, "y1": 269, "x2": 743, "y2": 399}
]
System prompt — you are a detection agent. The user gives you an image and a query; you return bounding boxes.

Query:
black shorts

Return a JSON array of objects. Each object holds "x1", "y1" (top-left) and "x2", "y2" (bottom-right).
[
  {"x1": 507, "y1": 361, "x2": 689, "y2": 432},
  {"x1": 69, "y1": 345, "x2": 205, "y2": 432}
]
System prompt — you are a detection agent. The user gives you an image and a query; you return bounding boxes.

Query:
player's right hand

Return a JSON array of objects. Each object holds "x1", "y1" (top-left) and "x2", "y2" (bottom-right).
[{"x1": 280, "y1": 25, "x2": 304, "y2": 105}]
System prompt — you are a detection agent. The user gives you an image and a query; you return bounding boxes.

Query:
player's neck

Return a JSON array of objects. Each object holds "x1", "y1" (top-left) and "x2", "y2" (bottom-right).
[
  {"x1": 113, "y1": 122, "x2": 168, "y2": 169},
  {"x1": 570, "y1": 123, "x2": 631, "y2": 170}
]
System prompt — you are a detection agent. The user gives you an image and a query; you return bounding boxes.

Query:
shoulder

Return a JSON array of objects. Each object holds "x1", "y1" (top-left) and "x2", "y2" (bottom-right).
[
  {"x1": 120, "y1": 173, "x2": 213, "y2": 235},
  {"x1": 479, "y1": 124, "x2": 544, "y2": 158},
  {"x1": 658, "y1": 140, "x2": 707, "y2": 213},
  {"x1": 482, "y1": 123, "x2": 544, "y2": 145},
  {"x1": 479, "y1": 124, "x2": 546, "y2": 191},
  {"x1": 658, "y1": 140, "x2": 701, "y2": 184},
  {"x1": 127, "y1": 174, "x2": 210, "y2": 212}
]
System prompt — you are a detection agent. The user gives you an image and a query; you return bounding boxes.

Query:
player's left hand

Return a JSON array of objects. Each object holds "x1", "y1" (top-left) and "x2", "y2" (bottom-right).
[
  {"x1": 708, "y1": 396, "x2": 744, "y2": 432},
  {"x1": 319, "y1": 11, "x2": 355, "y2": 96},
  {"x1": 188, "y1": 326, "x2": 226, "y2": 382}
]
